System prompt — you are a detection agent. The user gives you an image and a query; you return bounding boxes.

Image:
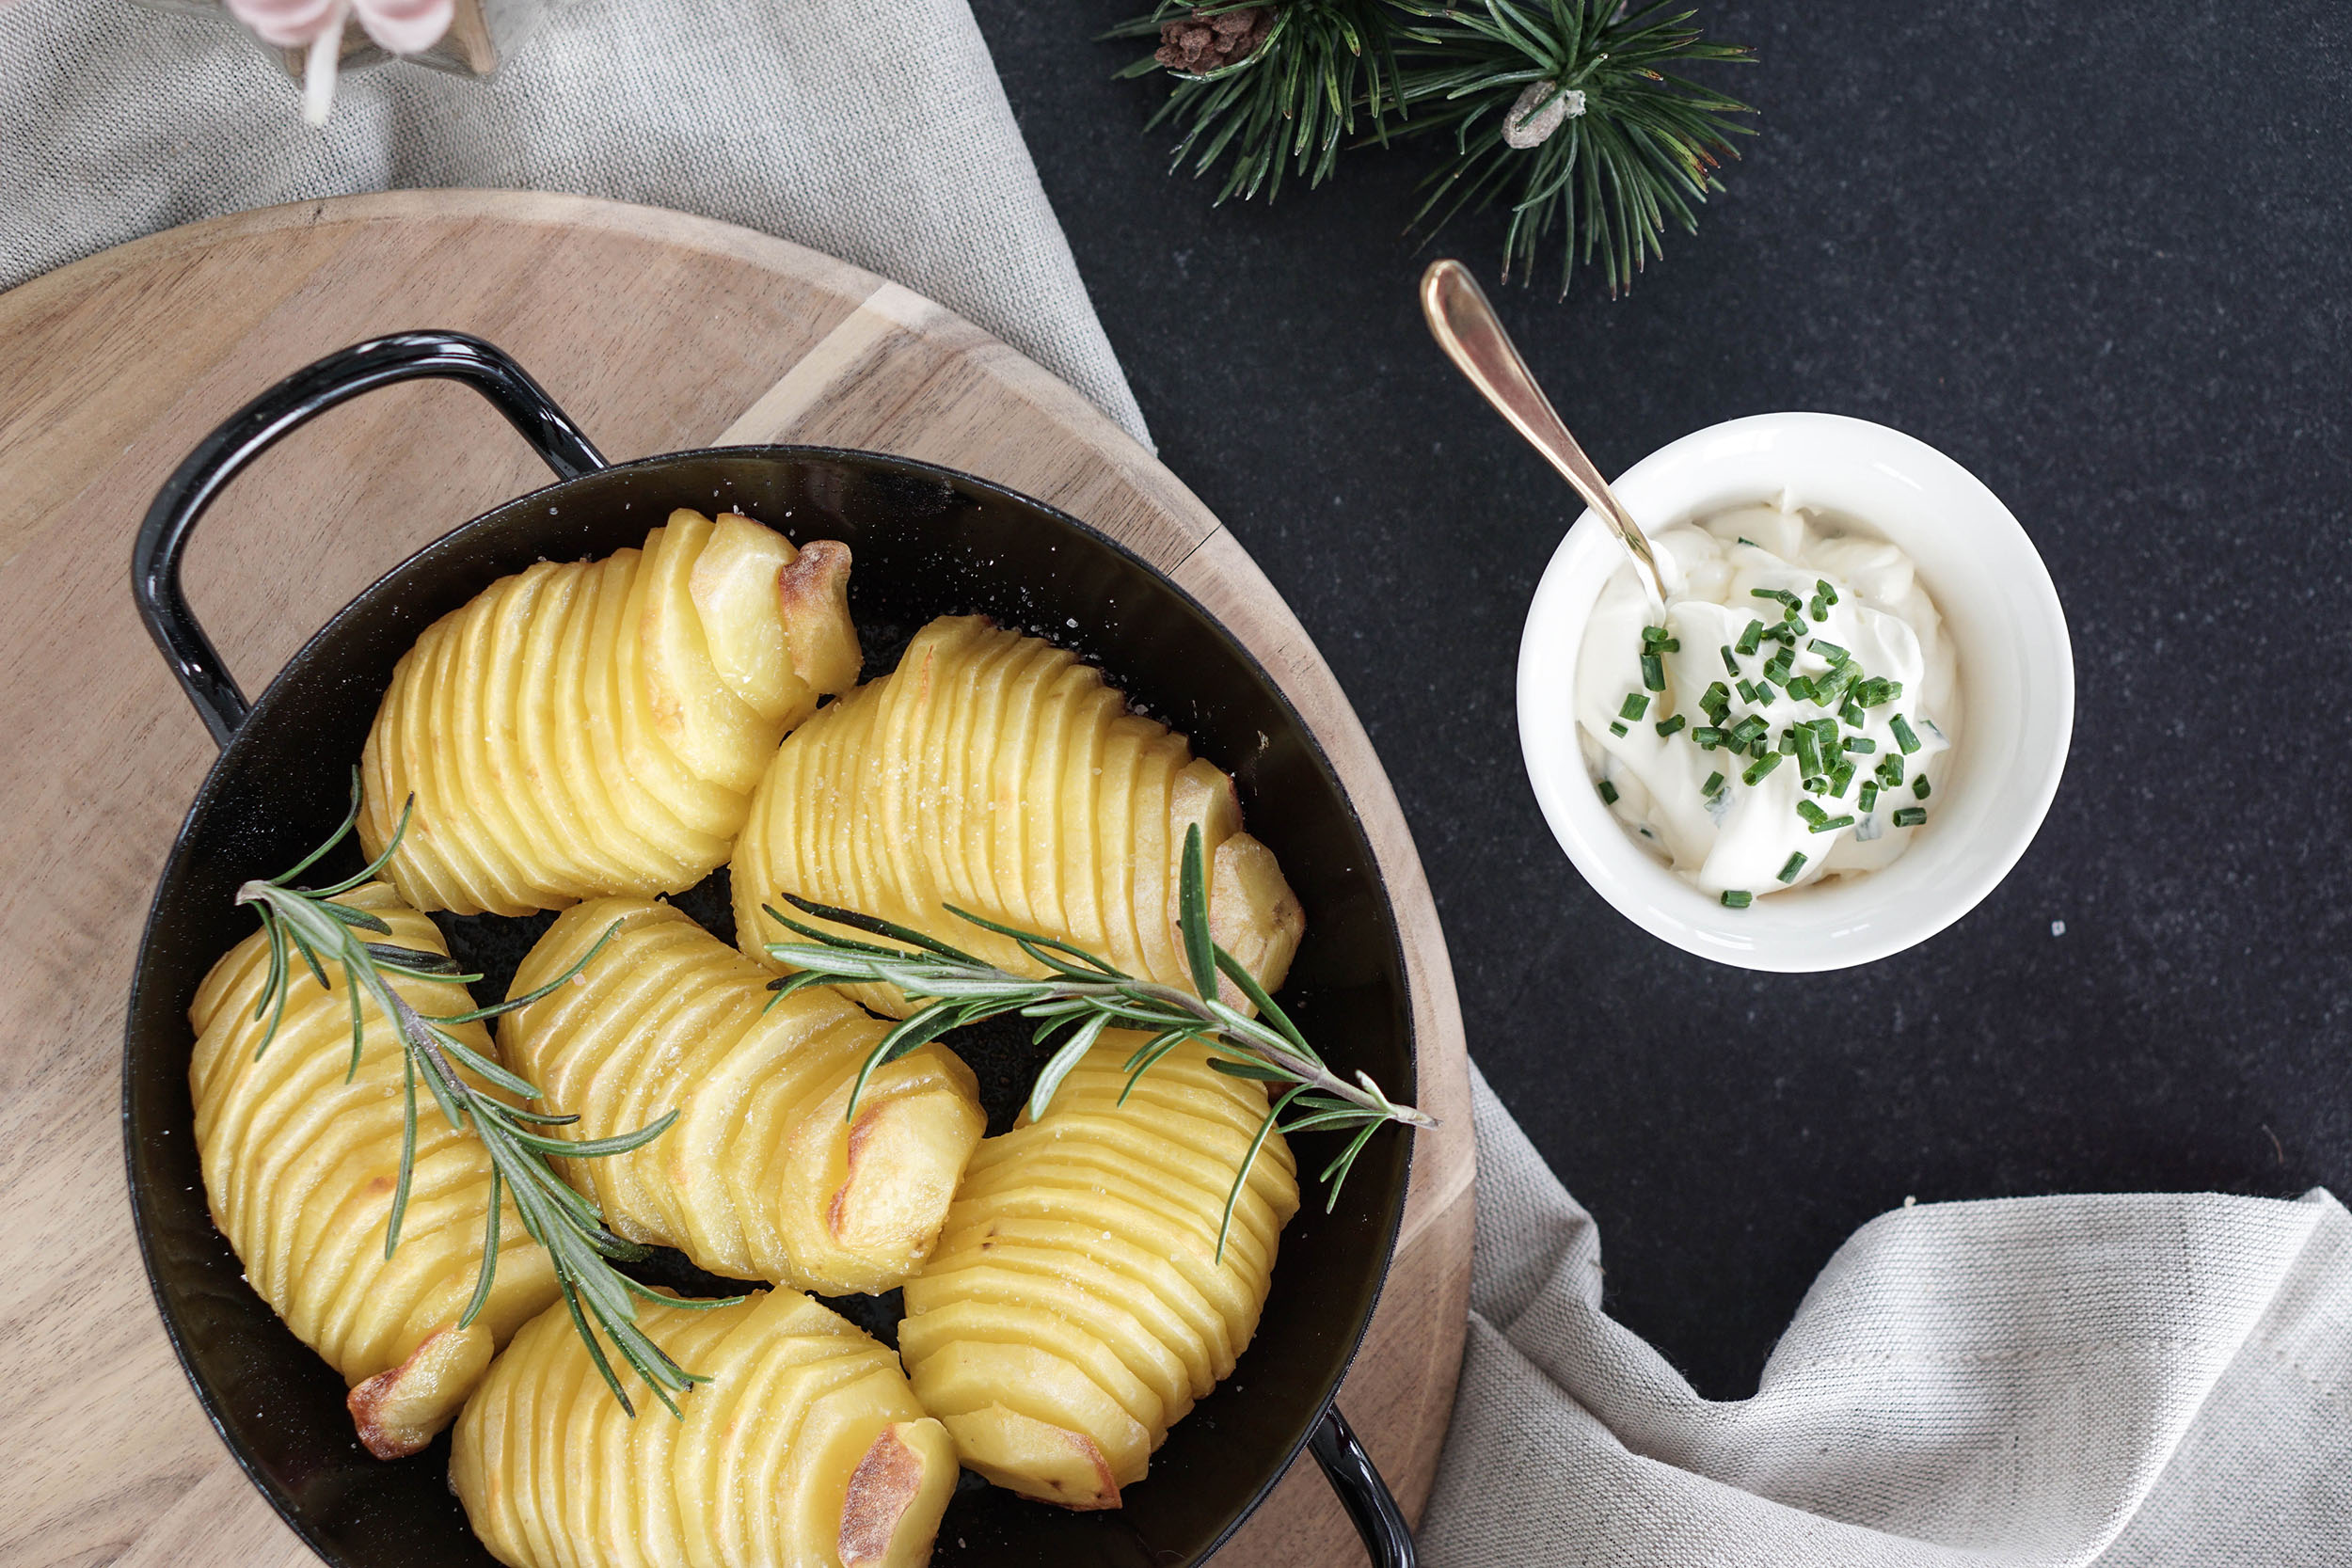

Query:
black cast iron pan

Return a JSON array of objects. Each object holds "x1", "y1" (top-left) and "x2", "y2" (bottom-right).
[{"x1": 124, "y1": 332, "x2": 1419, "y2": 1568}]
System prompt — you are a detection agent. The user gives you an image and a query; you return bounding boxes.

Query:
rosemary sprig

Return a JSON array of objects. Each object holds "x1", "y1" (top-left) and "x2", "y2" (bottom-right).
[
  {"x1": 758, "y1": 825, "x2": 1435, "y2": 1261},
  {"x1": 236, "y1": 773, "x2": 739, "y2": 1417}
]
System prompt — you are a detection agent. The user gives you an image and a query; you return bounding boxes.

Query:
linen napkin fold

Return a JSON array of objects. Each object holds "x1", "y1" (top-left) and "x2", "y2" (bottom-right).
[
  {"x1": 1425, "y1": 1062, "x2": 2352, "y2": 1566},
  {"x1": 0, "y1": 0, "x2": 1150, "y2": 446}
]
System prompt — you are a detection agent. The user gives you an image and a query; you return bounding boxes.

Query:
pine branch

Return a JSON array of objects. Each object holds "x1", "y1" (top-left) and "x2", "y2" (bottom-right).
[
  {"x1": 1391, "y1": 0, "x2": 1757, "y2": 295},
  {"x1": 1108, "y1": 0, "x2": 1406, "y2": 202}
]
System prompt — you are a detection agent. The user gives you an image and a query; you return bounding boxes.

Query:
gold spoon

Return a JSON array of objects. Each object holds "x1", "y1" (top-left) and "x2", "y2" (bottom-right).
[{"x1": 1419, "y1": 258, "x2": 1677, "y2": 617}]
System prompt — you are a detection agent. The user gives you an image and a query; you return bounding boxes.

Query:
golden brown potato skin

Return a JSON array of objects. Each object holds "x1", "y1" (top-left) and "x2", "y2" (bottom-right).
[
  {"x1": 186, "y1": 882, "x2": 560, "y2": 1458},
  {"x1": 451, "y1": 1289, "x2": 958, "y2": 1568},
  {"x1": 358, "y1": 510, "x2": 860, "y2": 916},
  {"x1": 499, "y1": 899, "x2": 986, "y2": 1295},
  {"x1": 730, "y1": 613, "x2": 1304, "y2": 1017},
  {"x1": 898, "y1": 1033, "x2": 1300, "y2": 1509}
]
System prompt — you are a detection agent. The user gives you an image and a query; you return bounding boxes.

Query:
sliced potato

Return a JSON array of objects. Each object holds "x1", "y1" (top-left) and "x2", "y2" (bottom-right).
[
  {"x1": 732, "y1": 615, "x2": 1304, "y2": 1016},
  {"x1": 358, "y1": 510, "x2": 857, "y2": 913},
  {"x1": 186, "y1": 883, "x2": 559, "y2": 1457},
  {"x1": 499, "y1": 898, "x2": 984, "y2": 1294},
  {"x1": 898, "y1": 1033, "x2": 1300, "y2": 1508},
  {"x1": 451, "y1": 1291, "x2": 954, "y2": 1568}
]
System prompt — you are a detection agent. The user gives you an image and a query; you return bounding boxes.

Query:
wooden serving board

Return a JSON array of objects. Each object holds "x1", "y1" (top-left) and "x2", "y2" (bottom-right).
[{"x1": 0, "y1": 192, "x2": 1473, "y2": 1568}]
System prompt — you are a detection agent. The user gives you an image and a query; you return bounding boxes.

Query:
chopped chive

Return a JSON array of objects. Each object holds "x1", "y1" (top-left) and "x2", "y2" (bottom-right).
[
  {"x1": 1620, "y1": 692, "x2": 1650, "y2": 721},
  {"x1": 1751, "y1": 587, "x2": 1803, "y2": 610},
  {"x1": 1795, "y1": 799, "x2": 1829, "y2": 827},
  {"x1": 1855, "y1": 677, "x2": 1905, "y2": 709},
  {"x1": 1641, "y1": 653, "x2": 1666, "y2": 691},
  {"x1": 1736, "y1": 535, "x2": 1759, "y2": 547},
  {"x1": 1702, "y1": 770, "x2": 1726, "y2": 797},
  {"x1": 1701, "y1": 682, "x2": 1733, "y2": 723},
  {"x1": 1742, "y1": 752, "x2": 1783, "y2": 785},
  {"x1": 1641, "y1": 625, "x2": 1672, "y2": 648},
  {"x1": 1728, "y1": 716, "x2": 1768, "y2": 747},
  {"x1": 1609, "y1": 721, "x2": 1629, "y2": 736},
  {"x1": 1736, "y1": 620, "x2": 1765, "y2": 656},
  {"x1": 1792, "y1": 726, "x2": 1821, "y2": 775},
  {"x1": 1786, "y1": 675, "x2": 1816, "y2": 702},
  {"x1": 1721, "y1": 644, "x2": 1740, "y2": 675},
  {"x1": 1912, "y1": 776, "x2": 1931, "y2": 800},
  {"x1": 1659, "y1": 638, "x2": 1680, "y2": 652},
  {"x1": 1830, "y1": 761, "x2": 1856, "y2": 798},
  {"x1": 1808, "y1": 639, "x2": 1849, "y2": 664},
  {"x1": 1857, "y1": 781, "x2": 1879, "y2": 813},
  {"x1": 1840, "y1": 698, "x2": 1867, "y2": 727},
  {"x1": 1809, "y1": 814, "x2": 1857, "y2": 833},
  {"x1": 1722, "y1": 889, "x2": 1753, "y2": 909},
  {"x1": 1750, "y1": 737, "x2": 1769, "y2": 759},
  {"x1": 1816, "y1": 578, "x2": 1839, "y2": 606},
  {"x1": 1767, "y1": 620, "x2": 1800, "y2": 644},
  {"x1": 1692, "y1": 726, "x2": 1724, "y2": 749},
  {"x1": 1656, "y1": 714, "x2": 1688, "y2": 737},
  {"x1": 1756, "y1": 683, "x2": 1778, "y2": 707},
  {"x1": 1892, "y1": 806, "x2": 1927, "y2": 828},
  {"x1": 1891, "y1": 714, "x2": 1922, "y2": 754},
  {"x1": 1808, "y1": 596, "x2": 1829, "y2": 622},
  {"x1": 1736, "y1": 679, "x2": 1760, "y2": 704},
  {"x1": 1877, "y1": 753, "x2": 1906, "y2": 786},
  {"x1": 1843, "y1": 736, "x2": 1877, "y2": 753},
  {"x1": 1776, "y1": 852, "x2": 1808, "y2": 884},
  {"x1": 1598, "y1": 780, "x2": 1619, "y2": 804},
  {"x1": 1778, "y1": 731, "x2": 1799, "y2": 754}
]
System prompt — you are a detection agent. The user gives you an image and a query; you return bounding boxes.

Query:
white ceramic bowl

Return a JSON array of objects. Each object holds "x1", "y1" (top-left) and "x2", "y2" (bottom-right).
[{"x1": 1518, "y1": 412, "x2": 2074, "y2": 971}]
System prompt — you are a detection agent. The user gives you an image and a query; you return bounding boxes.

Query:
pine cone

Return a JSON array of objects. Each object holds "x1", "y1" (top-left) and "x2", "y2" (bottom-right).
[{"x1": 1155, "y1": 6, "x2": 1274, "y2": 74}]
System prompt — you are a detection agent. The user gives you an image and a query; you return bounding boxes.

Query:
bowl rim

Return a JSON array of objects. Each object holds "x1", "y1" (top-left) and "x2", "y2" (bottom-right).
[
  {"x1": 1517, "y1": 410, "x2": 2074, "y2": 972},
  {"x1": 124, "y1": 442, "x2": 1418, "y2": 1568}
]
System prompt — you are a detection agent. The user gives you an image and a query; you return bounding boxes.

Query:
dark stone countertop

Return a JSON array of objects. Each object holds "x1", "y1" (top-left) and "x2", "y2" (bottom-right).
[{"x1": 969, "y1": 0, "x2": 2352, "y2": 1400}]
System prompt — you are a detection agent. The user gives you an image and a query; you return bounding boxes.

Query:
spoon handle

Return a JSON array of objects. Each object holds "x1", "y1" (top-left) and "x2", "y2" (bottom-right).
[{"x1": 1419, "y1": 259, "x2": 1673, "y2": 613}]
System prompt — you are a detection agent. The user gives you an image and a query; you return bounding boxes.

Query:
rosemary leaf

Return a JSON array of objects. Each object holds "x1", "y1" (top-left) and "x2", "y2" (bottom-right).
[
  {"x1": 1177, "y1": 822, "x2": 1219, "y2": 1000},
  {"x1": 458, "y1": 1167, "x2": 501, "y2": 1331},
  {"x1": 1028, "y1": 1012, "x2": 1116, "y2": 1122}
]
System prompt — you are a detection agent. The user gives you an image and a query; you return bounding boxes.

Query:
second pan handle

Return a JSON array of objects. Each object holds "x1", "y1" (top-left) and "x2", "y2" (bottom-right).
[
  {"x1": 131, "y1": 330, "x2": 607, "y2": 748},
  {"x1": 1311, "y1": 1403, "x2": 1418, "y2": 1567}
]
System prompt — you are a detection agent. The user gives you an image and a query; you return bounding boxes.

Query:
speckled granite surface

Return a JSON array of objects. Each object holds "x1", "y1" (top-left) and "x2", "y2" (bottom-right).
[{"x1": 969, "y1": 0, "x2": 2352, "y2": 1400}]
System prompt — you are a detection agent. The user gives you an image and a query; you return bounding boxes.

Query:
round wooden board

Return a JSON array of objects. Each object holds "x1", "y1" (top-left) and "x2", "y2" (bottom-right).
[{"x1": 0, "y1": 191, "x2": 1473, "y2": 1568}]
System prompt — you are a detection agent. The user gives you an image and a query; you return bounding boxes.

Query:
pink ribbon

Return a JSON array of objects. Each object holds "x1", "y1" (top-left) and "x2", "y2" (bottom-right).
[{"x1": 224, "y1": 0, "x2": 453, "y2": 55}]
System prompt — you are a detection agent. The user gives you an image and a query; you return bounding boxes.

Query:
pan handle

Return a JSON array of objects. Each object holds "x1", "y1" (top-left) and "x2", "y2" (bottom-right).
[
  {"x1": 1311, "y1": 1403, "x2": 1418, "y2": 1568},
  {"x1": 131, "y1": 330, "x2": 607, "y2": 748}
]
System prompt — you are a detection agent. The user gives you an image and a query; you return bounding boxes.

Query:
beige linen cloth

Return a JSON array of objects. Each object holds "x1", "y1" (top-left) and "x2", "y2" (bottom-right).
[
  {"x1": 5, "y1": 7, "x2": 2347, "y2": 1566},
  {"x1": 1427, "y1": 1064, "x2": 2352, "y2": 1566}
]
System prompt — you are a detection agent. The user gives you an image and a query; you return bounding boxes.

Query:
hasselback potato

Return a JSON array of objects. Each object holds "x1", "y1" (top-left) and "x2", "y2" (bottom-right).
[
  {"x1": 358, "y1": 509, "x2": 861, "y2": 916},
  {"x1": 499, "y1": 898, "x2": 986, "y2": 1295},
  {"x1": 452, "y1": 1288, "x2": 958, "y2": 1568},
  {"x1": 898, "y1": 1033, "x2": 1300, "y2": 1509},
  {"x1": 731, "y1": 614, "x2": 1304, "y2": 1017},
  {"x1": 187, "y1": 881, "x2": 560, "y2": 1458}
]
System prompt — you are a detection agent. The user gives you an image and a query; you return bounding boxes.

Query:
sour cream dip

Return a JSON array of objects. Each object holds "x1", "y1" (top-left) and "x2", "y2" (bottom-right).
[{"x1": 1575, "y1": 495, "x2": 1961, "y2": 902}]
